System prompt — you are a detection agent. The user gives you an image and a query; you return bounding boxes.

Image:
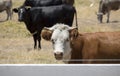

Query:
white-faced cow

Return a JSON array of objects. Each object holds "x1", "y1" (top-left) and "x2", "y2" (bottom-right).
[
  {"x1": 22, "y1": 0, "x2": 74, "y2": 7},
  {"x1": 13, "y1": 4, "x2": 78, "y2": 49},
  {"x1": 42, "y1": 23, "x2": 120, "y2": 64},
  {"x1": 0, "y1": 0, "x2": 12, "y2": 20},
  {"x1": 97, "y1": 0, "x2": 120, "y2": 23}
]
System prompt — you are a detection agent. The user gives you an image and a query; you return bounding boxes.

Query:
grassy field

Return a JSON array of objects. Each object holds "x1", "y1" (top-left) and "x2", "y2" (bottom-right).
[{"x1": 0, "y1": 0, "x2": 120, "y2": 64}]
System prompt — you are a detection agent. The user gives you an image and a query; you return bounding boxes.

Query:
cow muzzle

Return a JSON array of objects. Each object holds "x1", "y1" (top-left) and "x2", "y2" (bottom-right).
[
  {"x1": 18, "y1": 18, "x2": 24, "y2": 22},
  {"x1": 54, "y1": 52, "x2": 63, "y2": 60}
]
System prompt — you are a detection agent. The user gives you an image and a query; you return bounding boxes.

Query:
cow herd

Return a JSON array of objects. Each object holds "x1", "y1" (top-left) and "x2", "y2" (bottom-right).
[{"x1": 0, "y1": 0, "x2": 120, "y2": 64}]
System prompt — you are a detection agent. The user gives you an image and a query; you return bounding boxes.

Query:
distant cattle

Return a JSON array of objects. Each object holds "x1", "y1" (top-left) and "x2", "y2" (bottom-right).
[
  {"x1": 0, "y1": 0, "x2": 12, "y2": 20},
  {"x1": 13, "y1": 4, "x2": 78, "y2": 49},
  {"x1": 42, "y1": 23, "x2": 120, "y2": 64},
  {"x1": 22, "y1": 0, "x2": 74, "y2": 7},
  {"x1": 97, "y1": 0, "x2": 120, "y2": 23}
]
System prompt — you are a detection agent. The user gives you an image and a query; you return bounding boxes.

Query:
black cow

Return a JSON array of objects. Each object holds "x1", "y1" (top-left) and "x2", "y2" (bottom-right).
[
  {"x1": 0, "y1": 0, "x2": 12, "y2": 20},
  {"x1": 97, "y1": 0, "x2": 120, "y2": 23},
  {"x1": 22, "y1": 0, "x2": 74, "y2": 7},
  {"x1": 13, "y1": 4, "x2": 78, "y2": 49}
]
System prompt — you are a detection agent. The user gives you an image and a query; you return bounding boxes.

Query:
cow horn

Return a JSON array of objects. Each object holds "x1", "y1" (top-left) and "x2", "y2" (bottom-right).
[
  {"x1": 69, "y1": 27, "x2": 77, "y2": 30},
  {"x1": 97, "y1": 13, "x2": 103, "y2": 15},
  {"x1": 25, "y1": 6, "x2": 31, "y2": 9},
  {"x1": 95, "y1": 12, "x2": 103, "y2": 15},
  {"x1": 44, "y1": 27, "x2": 53, "y2": 31}
]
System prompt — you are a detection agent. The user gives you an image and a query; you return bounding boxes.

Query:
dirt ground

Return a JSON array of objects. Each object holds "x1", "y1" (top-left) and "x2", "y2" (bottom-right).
[{"x1": 0, "y1": 0, "x2": 120, "y2": 64}]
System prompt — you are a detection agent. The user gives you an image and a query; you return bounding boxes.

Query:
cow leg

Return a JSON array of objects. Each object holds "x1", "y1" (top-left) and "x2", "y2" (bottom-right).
[
  {"x1": 107, "y1": 11, "x2": 110, "y2": 23},
  {"x1": 33, "y1": 34, "x2": 37, "y2": 49},
  {"x1": 37, "y1": 27, "x2": 43, "y2": 50},
  {"x1": 6, "y1": 10, "x2": 9, "y2": 20},
  {"x1": 9, "y1": 9, "x2": 12, "y2": 20},
  {"x1": 37, "y1": 32, "x2": 41, "y2": 50},
  {"x1": 6, "y1": 9, "x2": 12, "y2": 20}
]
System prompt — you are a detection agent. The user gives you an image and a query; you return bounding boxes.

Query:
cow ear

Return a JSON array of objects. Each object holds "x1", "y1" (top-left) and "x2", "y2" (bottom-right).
[
  {"x1": 41, "y1": 28, "x2": 53, "y2": 41},
  {"x1": 26, "y1": 7, "x2": 31, "y2": 11},
  {"x1": 13, "y1": 8, "x2": 18, "y2": 13},
  {"x1": 26, "y1": 6, "x2": 31, "y2": 11},
  {"x1": 69, "y1": 28, "x2": 79, "y2": 40}
]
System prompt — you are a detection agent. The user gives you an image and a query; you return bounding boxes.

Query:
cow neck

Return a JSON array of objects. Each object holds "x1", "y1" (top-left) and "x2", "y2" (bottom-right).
[
  {"x1": 23, "y1": 11, "x2": 35, "y2": 33},
  {"x1": 69, "y1": 35, "x2": 84, "y2": 63},
  {"x1": 98, "y1": 1, "x2": 105, "y2": 14}
]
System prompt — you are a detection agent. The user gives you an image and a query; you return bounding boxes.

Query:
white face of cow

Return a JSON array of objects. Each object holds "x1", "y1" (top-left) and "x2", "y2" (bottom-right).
[{"x1": 49, "y1": 24, "x2": 72, "y2": 61}]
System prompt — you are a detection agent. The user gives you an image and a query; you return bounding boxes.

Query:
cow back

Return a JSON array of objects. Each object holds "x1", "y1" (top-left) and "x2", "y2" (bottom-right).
[{"x1": 23, "y1": 0, "x2": 74, "y2": 7}]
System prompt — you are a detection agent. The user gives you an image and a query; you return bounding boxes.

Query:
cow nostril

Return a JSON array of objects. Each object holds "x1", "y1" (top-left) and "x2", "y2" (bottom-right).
[
  {"x1": 60, "y1": 52, "x2": 63, "y2": 56},
  {"x1": 18, "y1": 19, "x2": 22, "y2": 22},
  {"x1": 54, "y1": 52, "x2": 63, "y2": 60},
  {"x1": 54, "y1": 52, "x2": 63, "y2": 56},
  {"x1": 54, "y1": 53, "x2": 57, "y2": 56}
]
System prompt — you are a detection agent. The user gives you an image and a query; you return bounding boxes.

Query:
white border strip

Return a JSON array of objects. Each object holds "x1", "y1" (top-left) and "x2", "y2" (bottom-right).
[{"x1": 0, "y1": 64, "x2": 120, "y2": 66}]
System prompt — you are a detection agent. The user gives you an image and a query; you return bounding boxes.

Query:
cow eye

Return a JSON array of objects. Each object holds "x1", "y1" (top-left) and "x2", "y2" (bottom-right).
[
  {"x1": 66, "y1": 38, "x2": 69, "y2": 42},
  {"x1": 51, "y1": 39, "x2": 53, "y2": 41},
  {"x1": 51, "y1": 39, "x2": 56, "y2": 44}
]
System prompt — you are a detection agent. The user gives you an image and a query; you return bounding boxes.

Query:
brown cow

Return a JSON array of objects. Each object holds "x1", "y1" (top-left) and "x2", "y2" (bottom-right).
[{"x1": 42, "y1": 23, "x2": 120, "y2": 64}]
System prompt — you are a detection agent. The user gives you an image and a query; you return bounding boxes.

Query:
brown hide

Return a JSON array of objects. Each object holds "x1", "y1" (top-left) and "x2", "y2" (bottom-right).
[
  {"x1": 41, "y1": 28, "x2": 53, "y2": 41},
  {"x1": 69, "y1": 32, "x2": 120, "y2": 64}
]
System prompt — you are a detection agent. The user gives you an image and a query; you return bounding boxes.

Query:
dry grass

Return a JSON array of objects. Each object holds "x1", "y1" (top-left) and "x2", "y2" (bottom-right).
[
  {"x1": 0, "y1": 38, "x2": 63, "y2": 64},
  {"x1": 0, "y1": 0, "x2": 120, "y2": 64}
]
